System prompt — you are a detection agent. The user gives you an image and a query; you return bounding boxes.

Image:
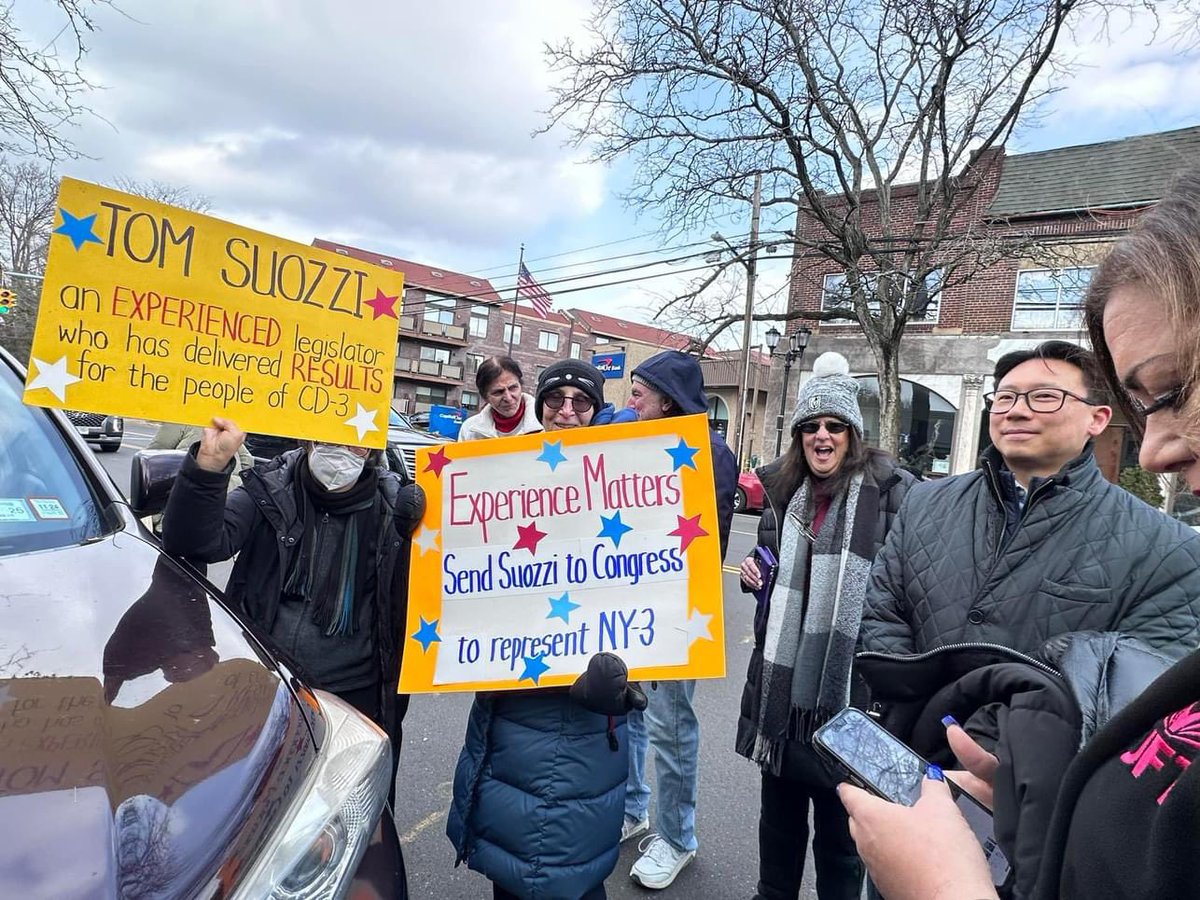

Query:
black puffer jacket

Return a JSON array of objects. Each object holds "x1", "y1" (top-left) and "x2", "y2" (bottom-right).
[
  {"x1": 861, "y1": 444, "x2": 1200, "y2": 661},
  {"x1": 162, "y1": 447, "x2": 425, "y2": 734},
  {"x1": 733, "y1": 451, "x2": 915, "y2": 762},
  {"x1": 856, "y1": 633, "x2": 1174, "y2": 899}
]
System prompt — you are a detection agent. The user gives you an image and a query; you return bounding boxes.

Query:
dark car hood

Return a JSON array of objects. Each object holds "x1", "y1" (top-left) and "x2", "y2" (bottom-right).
[{"x1": 0, "y1": 530, "x2": 315, "y2": 898}]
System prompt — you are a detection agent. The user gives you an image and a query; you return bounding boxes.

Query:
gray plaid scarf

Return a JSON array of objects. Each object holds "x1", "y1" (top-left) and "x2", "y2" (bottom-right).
[{"x1": 752, "y1": 471, "x2": 877, "y2": 775}]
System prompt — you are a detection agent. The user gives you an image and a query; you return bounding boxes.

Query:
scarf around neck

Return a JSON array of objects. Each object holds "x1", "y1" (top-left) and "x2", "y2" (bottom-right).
[
  {"x1": 284, "y1": 457, "x2": 380, "y2": 637},
  {"x1": 752, "y1": 470, "x2": 878, "y2": 775},
  {"x1": 492, "y1": 400, "x2": 526, "y2": 434}
]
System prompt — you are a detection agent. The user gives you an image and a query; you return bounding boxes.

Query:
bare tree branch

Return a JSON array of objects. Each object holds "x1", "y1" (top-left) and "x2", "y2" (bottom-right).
[
  {"x1": 0, "y1": 0, "x2": 115, "y2": 159},
  {"x1": 542, "y1": 0, "x2": 1164, "y2": 451}
]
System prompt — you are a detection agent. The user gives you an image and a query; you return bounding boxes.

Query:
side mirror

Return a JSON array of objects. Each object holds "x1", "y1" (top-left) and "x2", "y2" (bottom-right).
[{"x1": 130, "y1": 449, "x2": 187, "y2": 517}]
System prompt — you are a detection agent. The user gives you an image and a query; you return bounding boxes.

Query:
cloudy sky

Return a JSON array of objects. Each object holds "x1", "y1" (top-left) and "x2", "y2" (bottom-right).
[{"x1": 17, "y1": 0, "x2": 1200, "y2": 340}]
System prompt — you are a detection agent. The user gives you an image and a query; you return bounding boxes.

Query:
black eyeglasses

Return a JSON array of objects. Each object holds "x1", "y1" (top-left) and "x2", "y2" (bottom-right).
[
  {"x1": 1128, "y1": 385, "x2": 1186, "y2": 418},
  {"x1": 543, "y1": 392, "x2": 594, "y2": 413},
  {"x1": 984, "y1": 388, "x2": 1099, "y2": 414},
  {"x1": 797, "y1": 420, "x2": 849, "y2": 435}
]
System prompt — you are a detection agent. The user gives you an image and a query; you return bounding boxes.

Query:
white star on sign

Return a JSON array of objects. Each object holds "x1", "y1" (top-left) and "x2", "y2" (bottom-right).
[
  {"x1": 344, "y1": 403, "x2": 379, "y2": 442},
  {"x1": 412, "y1": 526, "x2": 440, "y2": 555},
  {"x1": 679, "y1": 609, "x2": 713, "y2": 647},
  {"x1": 27, "y1": 356, "x2": 82, "y2": 402}
]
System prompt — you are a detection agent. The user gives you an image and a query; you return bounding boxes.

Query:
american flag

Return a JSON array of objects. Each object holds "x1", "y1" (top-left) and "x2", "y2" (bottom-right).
[{"x1": 517, "y1": 262, "x2": 554, "y2": 319}]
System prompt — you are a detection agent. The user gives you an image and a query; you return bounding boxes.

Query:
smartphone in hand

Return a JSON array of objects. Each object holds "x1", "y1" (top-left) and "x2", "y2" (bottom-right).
[
  {"x1": 751, "y1": 545, "x2": 778, "y2": 606},
  {"x1": 813, "y1": 707, "x2": 1012, "y2": 887}
]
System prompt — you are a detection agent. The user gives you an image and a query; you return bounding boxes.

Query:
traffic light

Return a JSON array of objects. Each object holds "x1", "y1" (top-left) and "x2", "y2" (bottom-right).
[{"x1": 0, "y1": 288, "x2": 14, "y2": 316}]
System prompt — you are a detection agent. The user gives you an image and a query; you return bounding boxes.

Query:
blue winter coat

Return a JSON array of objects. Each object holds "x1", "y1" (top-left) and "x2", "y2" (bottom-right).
[
  {"x1": 447, "y1": 691, "x2": 628, "y2": 898},
  {"x1": 631, "y1": 350, "x2": 739, "y2": 559}
]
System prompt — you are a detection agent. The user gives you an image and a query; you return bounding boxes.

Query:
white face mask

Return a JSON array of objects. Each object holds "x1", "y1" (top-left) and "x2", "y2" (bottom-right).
[{"x1": 308, "y1": 444, "x2": 366, "y2": 491}]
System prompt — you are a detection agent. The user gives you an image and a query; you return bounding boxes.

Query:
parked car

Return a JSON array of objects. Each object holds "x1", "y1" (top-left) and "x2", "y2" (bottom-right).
[
  {"x1": 64, "y1": 409, "x2": 123, "y2": 452},
  {"x1": 0, "y1": 346, "x2": 406, "y2": 898},
  {"x1": 734, "y1": 469, "x2": 765, "y2": 513}
]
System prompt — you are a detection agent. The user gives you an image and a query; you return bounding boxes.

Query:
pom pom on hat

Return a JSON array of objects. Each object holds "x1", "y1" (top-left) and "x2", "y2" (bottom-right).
[
  {"x1": 811, "y1": 351, "x2": 850, "y2": 378},
  {"x1": 790, "y1": 350, "x2": 864, "y2": 436}
]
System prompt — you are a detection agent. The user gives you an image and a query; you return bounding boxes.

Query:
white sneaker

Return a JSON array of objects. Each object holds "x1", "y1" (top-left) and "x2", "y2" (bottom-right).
[
  {"x1": 622, "y1": 814, "x2": 650, "y2": 843},
  {"x1": 630, "y1": 834, "x2": 695, "y2": 889}
]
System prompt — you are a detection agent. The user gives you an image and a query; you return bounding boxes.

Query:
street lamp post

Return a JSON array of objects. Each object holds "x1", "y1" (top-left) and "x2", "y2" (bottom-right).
[{"x1": 765, "y1": 325, "x2": 812, "y2": 458}]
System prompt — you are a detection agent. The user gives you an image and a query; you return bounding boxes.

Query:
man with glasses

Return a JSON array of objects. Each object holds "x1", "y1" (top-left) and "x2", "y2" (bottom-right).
[
  {"x1": 860, "y1": 340, "x2": 1200, "y2": 662},
  {"x1": 620, "y1": 349, "x2": 738, "y2": 890}
]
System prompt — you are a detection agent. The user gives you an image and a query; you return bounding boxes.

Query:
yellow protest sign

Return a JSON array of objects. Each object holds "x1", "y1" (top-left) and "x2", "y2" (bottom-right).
[
  {"x1": 399, "y1": 414, "x2": 726, "y2": 693},
  {"x1": 22, "y1": 177, "x2": 403, "y2": 447}
]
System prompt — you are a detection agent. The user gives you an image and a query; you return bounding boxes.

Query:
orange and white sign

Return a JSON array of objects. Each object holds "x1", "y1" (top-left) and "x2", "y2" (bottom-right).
[{"x1": 399, "y1": 414, "x2": 726, "y2": 693}]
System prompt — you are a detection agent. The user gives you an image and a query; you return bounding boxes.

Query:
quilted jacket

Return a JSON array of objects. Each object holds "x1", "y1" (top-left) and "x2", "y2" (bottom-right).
[
  {"x1": 447, "y1": 691, "x2": 628, "y2": 898},
  {"x1": 860, "y1": 444, "x2": 1200, "y2": 662}
]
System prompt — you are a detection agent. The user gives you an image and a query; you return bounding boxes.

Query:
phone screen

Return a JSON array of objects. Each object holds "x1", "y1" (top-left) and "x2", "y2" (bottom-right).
[
  {"x1": 815, "y1": 707, "x2": 927, "y2": 804},
  {"x1": 814, "y1": 708, "x2": 1012, "y2": 886}
]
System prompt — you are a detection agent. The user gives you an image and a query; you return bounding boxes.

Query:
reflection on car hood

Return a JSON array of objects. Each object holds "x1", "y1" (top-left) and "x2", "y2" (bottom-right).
[{"x1": 0, "y1": 533, "x2": 315, "y2": 898}]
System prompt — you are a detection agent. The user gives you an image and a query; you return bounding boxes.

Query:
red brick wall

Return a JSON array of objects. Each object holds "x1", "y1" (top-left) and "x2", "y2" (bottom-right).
[{"x1": 785, "y1": 151, "x2": 1142, "y2": 336}]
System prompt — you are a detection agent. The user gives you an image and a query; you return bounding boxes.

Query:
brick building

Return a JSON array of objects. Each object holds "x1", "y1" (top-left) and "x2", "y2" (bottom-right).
[
  {"x1": 762, "y1": 125, "x2": 1200, "y2": 478},
  {"x1": 312, "y1": 238, "x2": 717, "y2": 418}
]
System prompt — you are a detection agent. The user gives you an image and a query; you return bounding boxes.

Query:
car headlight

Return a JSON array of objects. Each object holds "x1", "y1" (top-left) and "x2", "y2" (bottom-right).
[
  {"x1": 232, "y1": 690, "x2": 391, "y2": 899},
  {"x1": 110, "y1": 416, "x2": 123, "y2": 431}
]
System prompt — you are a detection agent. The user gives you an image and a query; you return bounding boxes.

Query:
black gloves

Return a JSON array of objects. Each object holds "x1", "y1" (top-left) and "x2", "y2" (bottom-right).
[{"x1": 570, "y1": 652, "x2": 648, "y2": 716}]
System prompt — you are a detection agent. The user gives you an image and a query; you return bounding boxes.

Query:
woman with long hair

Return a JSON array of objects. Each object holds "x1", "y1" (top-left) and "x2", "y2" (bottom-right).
[
  {"x1": 736, "y1": 352, "x2": 916, "y2": 900},
  {"x1": 837, "y1": 167, "x2": 1200, "y2": 900}
]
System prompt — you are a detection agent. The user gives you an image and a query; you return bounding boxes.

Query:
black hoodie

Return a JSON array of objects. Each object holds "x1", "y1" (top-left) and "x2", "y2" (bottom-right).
[{"x1": 632, "y1": 350, "x2": 739, "y2": 558}]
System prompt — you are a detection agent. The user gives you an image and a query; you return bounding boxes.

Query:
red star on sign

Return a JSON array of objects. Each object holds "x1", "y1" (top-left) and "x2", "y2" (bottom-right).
[
  {"x1": 365, "y1": 288, "x2": 399, "y2": 320},
  {"x1": 669, "y1": 513, "x2": 709, "y2": 552},
  {"x1": 513, "y1": 521, "x2": 548, "y2": 555},
  {"x1": 423, "y1": 446, "x2": 451, "y2": 477}
]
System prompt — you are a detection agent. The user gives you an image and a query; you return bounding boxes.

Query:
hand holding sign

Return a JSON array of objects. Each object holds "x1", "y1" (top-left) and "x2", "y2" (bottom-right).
[{"x1": 196, "y1": 417, "x2": 247, "y2": 473}]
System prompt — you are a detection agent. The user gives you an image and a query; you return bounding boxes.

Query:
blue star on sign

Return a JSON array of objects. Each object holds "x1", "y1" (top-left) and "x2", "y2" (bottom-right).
[
  {"x1": 53, "y1": 208, "x2": 104, "y2": 251},
  {"x1": 520, "y1": 652, "x2": 551, "y2": 685},
  {"x1": 665, "y1": 438, "x2": 700, "y2": 472},
  {"x1": 536, "y1": 440, "x2": 568, "y2": 472},
  {"x1": 411, "y1": 617, "x2": 442, "y2": 652},
  {"x1": 597, "y1": 511, "x2": 634, "y2": 548},
  {"x1": 546, "y1": 592, "x2": 581, "y2": 624}
]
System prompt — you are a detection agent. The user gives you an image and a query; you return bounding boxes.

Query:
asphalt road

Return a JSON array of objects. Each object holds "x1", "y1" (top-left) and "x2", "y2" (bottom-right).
[{"x1": 96, "y1": 435, "x2": 818, "y2": 899}]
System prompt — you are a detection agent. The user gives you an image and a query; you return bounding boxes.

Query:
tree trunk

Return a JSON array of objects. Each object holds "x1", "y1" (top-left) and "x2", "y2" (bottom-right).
[{"x1": 875, "y1": 346, "x2": 903, "y2": 456}]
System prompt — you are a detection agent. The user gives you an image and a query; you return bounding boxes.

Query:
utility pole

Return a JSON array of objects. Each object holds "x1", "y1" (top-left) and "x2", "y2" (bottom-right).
[{"x1": 731, "y1": 174, "x2": 761, "y2": 469}]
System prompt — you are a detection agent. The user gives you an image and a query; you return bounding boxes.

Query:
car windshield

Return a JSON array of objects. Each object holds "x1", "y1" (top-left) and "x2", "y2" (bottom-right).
[
  {"x1": 0, "y1": 361, "x2": 108, "y2": 556},
  {"x1": 388, "y1": 408, "x2": 412, "y2": 429}
]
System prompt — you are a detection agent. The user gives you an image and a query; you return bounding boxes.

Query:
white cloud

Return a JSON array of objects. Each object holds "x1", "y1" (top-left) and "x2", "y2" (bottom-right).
[{"x1": 19, "y1": 0, "x2": 602, "y2": 258}]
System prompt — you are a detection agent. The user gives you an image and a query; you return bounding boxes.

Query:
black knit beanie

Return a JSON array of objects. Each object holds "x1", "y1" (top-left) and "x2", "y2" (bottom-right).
[{"x1": 535, "y1": 359, "x2": 606, "y2": 421}]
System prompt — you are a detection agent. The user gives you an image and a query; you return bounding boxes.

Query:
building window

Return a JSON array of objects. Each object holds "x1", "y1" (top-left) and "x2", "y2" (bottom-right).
[
  {"x1": 821, "y1": 269, "x2": 943, "y2": 325},
  {"x1": 504, "y1": 323, "x2": 522, "y2": 345},
  {"x1": 461, "y1": 390, "x2": 479, "y2": 410},
  {"x1": 469, "y1": 304, "x2": 490, "y2": 338},
  {"x1": 1011, "y1": 267, "x2": 1093, "y2": 330},
  {"x1": 538, "y1": 330, "x2": 559, "y2": 352},
  {"x1": 466, "y1": 353, "x2": 484, "y2": 374},
  {"x1": 570, "y1": 341, "x2": 582, "y2": 359},
  {"x1": 855, "y1": 376, "x2": 956, "y2": 477},
  {"x1": 415, "y1": 384, "x2": 451, "y2": 406},
  {"x1": 594, "y1": 335, "x2": 609, "y2": 345},
  {"x1": 424, "y1": 296, "x2": 456, "y2": 325},
  {"x1": 419, "y1": 345, "x2": 451, "y2": 364}
]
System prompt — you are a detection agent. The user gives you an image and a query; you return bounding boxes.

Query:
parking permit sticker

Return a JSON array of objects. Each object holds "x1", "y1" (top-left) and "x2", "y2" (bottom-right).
[
  {"x1": 28, "y1": 498, "x2": 69, "y2": 520},
  {"x1": 0, "y1": 499, "x2": 36, "y2": 522}
]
